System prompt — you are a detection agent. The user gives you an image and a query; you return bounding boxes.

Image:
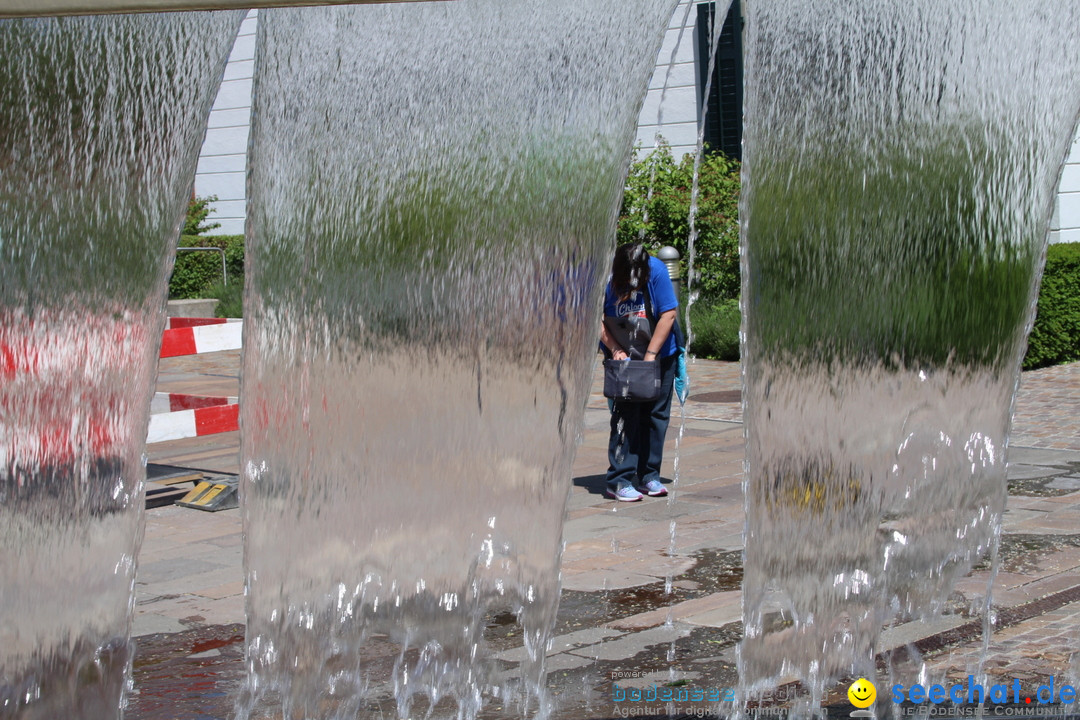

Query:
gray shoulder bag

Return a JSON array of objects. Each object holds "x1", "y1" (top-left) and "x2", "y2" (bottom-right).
[{"x1": 602, "y1": 287, "x2": 661, "y2": 402}]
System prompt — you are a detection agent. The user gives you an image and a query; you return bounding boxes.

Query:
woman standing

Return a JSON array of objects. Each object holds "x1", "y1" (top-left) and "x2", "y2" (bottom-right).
[{"x1": 599, "y1": 243, "x2": 679, "y2": 502}]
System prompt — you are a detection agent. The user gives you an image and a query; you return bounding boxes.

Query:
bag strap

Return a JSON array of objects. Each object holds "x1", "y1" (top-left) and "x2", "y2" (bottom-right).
[
  {"x1": 643, "y1": 284, "x2": 656, "y2": 333},
  {"x1": 673, "y1": 318, "x2": 686, "y2": 351},
  {"x1": 645, "y1": 282, "x2": 687, "y2": 351}
]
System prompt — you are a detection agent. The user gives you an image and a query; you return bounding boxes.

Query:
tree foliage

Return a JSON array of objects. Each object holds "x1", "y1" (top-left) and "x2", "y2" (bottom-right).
[
  {"x1": 617, "y1": 142, "x2": 741, "y2": 300},
  {"x1": 183, "y1": 194, "x2": 222, "y2": 236}
]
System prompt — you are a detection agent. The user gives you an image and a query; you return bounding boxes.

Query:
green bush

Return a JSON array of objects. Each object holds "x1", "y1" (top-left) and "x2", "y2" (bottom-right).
[
  {"x1": 1024, "y1": 242, "x2": 1080, "y2": 369},
  {"x1": 745, "y1": 128, "x2": 1039, "y2": 369},
  {"x1": 169, "y1": 195, "x2": 243, "y2": 302},
  {"x1": 618, "y1": 141, "x2": 741, "y2": 300},
  {"x1": 251, "y1": 135, "x2": 624, "y2": 347},
  {"x1": 685, "y1": 298, "x2": 741, "y2": 361},
  {"x1": 169, "y1": 234, "x2": 244, "y2": 300},
  {"x1": 671, "y1": 242, "x2": 1077, "y2": 367},
  {"x1": 203, "y1": 278, "x2": 244, "y2": 318}
]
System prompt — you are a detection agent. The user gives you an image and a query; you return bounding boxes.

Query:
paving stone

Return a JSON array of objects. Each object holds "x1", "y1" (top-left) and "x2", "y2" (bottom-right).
[
  {"x1": 1008, "y1": 464, "x2": 1070, "y2": 481},
  {"x1": 1026, "y1": 518, "x2": 1080, "y2": 533},
  {"x1": 540, "y1": 652, "x2": 599, "y2": 673},
  {"x1": 132, "y1": 613, "x2": 188, "y2": 637},
  {"x1": 676, "y1": 532, "x2": 744, "y2": 553},
  {"x1": 564, "y1": 505, "x2": 609, "y2": 521},
  {"x1": 561, "y1": 569, "x2": 661, "y2": 593},
  {"x1": 993, "y1": 571, "x2": 1045, "y2": 590},
  {"x1": 196, "y1": 580, "x2": 245, "y2": 600},
  {"x1": 154, "y1": 541, "x2": 241, "y2": 566},
  {"x1": 497, "y1": 626, "x2": 626, "y2": 663},
  {"x1": 678, "y1": 595, "x2": 743, "y2": 630},
  {"x1": 201, "y1": 531, "x2": 244, "y2": 549},
  {"x1": 153, "y1": 593, "x2": 245, "y2": 626},
  {"x1": 611, "y1": 591, "x2": 741, "y2": 631},
  {"x1": 1002, "y1": 508, "x2": 1052, "y2": 530},
  {"x1": 609, "y1": 522, "x2": 686, "y2": 549},
  {"x1": 136, "y1": 556, "x2": 222, "y2": 585},
  {"x1": 878, "y1": 614, "x2": 969, "y2": 651},
  {"x1": 1046, "y1": 477, "x2": 1080, "y2": 491},
  {"x1": 566, "y1": 624, "x2": 691, "y2": 662},
  {"x1": 551, "y1": 626, "x2": 628, "y2": 652},
  {"x1": 563, "y1": 537, "x2": 619, "y2": 562},
  {"x1": 1040, "y1": 493, "x2": 1080, "y2": 505},
  {"x1": 562, "y1": 513, "x2": 652, "y2": 546},
  {"x1": 1011, "y1": 572, "x2": 1080, "y2": 600},
  {"x1": 563, "y1": 550, "x2": 638, "y2": 574},
  {"x1": 137, "y1": 567, "x2": 244, "y2": 598},
  {"x1": 671, "y1": 580, "x2": 700, "y2": 590},
  {"x1": 1008, "y1": 446, "x2": 1080, "y2": 466},
  {"x1": 609, "y1": 555, "x2": 696, "y2": 582}
]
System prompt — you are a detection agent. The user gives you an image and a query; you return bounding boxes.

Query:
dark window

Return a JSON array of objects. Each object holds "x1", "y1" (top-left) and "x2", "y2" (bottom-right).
[{"x1": 696, "y1": 0, "x2": 743, "y2": 159}]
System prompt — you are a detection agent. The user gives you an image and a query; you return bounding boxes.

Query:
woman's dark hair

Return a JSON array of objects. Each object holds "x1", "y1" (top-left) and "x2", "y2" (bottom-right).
[{"x1": 611, "y1": 243, "x2": 651, "y2": 299}]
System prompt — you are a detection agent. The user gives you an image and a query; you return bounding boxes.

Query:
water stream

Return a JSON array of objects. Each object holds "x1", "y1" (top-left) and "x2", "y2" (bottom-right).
[
  {"x1": 738, "y1": 0, "x2": 1080, "y2": 706},
  {"x1": 0, "y1": 11, "x2": 244, "y2": 719},
  {"x1": 236, "y1": 2, "x2": 677, "y2": 718},
  {"x1": 4, "y1": 2, "x2": 1080, "y2": 718}
]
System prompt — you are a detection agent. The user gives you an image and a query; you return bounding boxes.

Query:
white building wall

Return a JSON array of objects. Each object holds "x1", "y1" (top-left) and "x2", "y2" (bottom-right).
[
  {"x1": 634, "y1": 0, "x2": 701, "y2": 160},
  {"x1": 193, "y1": 5, "x2": 1080, "y2": 248},
  {"x1": 193, "y1": 4, "x2": 706, "y2": 232},
  {"x1": 193, "y1": 10, "x2": 257, "y2": 236},
  {"x1": 1052, "y1": 132, "x2": 1080, "y2": 245}
]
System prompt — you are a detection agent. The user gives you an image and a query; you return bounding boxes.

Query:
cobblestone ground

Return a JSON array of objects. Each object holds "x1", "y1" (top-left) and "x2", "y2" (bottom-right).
[
  {"x1": 1012, "y1": 361, "x2": 1080, "y2": 451},
  {"x1": 131, "y1": 355, "x2": 1080, "y2": 718}
]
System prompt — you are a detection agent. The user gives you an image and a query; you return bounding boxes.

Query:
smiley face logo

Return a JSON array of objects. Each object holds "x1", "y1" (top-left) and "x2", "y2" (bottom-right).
[{"x1": 848, "y1": 678, "x2": 876, "y2": 708}]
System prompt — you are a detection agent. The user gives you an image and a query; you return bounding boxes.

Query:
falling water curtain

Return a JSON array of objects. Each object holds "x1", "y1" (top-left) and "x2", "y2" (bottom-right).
[
  {"x1": 0, "y1": 12, "x2": 244, "y2": 719},
  {"x1": 236, "y1": 1, "x2": 679, "y2": 718},
  {"x1": 739, "y1": 0, "x2": 1080, "y2": 704}
]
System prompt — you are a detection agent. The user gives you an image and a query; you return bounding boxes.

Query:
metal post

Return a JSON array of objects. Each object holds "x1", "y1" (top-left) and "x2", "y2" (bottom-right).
[{"x1": 0, "y1": 0, "x2": 434, "y2": 18}]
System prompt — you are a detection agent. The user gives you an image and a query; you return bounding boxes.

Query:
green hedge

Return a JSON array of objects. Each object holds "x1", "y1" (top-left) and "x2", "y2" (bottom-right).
[
  {"x1": 680, "y1": 242, "x2": 1079, "y2": 368},
  {"x1": 745, "y1": 130, "x2": 1039, "y2": 369},
  {"x1": 684, "y1": 298, "x2": 740, "y2": 361},
  {"x1": 1025, "y1": 242, "x2": 1080, "y2": 369},
  {"x1": 169, "y1": 234, "x2": 244, "y2": 299}
]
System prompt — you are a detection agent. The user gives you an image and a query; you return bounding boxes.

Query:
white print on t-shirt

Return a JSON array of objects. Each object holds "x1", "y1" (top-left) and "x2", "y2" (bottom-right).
[{"x1": 615, "y1": 295, "x2": 647, "y2": 319}]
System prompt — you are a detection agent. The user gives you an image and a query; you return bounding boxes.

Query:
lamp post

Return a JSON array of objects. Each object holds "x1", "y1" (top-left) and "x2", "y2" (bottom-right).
[{"x1": 658, "y1": 245, "x2": 681, "y2": 296}]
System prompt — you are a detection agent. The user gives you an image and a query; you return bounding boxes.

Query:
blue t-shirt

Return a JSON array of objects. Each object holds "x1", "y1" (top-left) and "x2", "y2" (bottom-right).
[{"x1": 603, "y1": 255, "x2": 679, "y2": 358}]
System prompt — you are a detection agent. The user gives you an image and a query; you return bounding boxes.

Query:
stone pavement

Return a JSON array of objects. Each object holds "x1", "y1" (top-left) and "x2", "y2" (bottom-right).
[{"x1": 134, "y1": 351, "x2": 1080, "y2": 715}]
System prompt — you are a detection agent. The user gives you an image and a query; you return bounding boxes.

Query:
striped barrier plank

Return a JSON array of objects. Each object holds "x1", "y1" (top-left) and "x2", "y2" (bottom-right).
[
  {"x1": 150, "y1": 319, "x2": 243, "y2": 442},
  {"x1": 146, "y1": 403, "x2": 239, "y2": 444},
  {"x1": 150, "y1": 392, "x2": 239, "y2": 414},
  {"x1": 160, "y1": 321, "x2": 242, "y2": 358},
  {"x1": 166, "y1": 317, "x2": 228, "y2": 330}
]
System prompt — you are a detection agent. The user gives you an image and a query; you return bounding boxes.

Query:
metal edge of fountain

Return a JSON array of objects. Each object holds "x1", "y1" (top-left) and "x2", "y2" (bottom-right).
[{"x1": 0, "y1": 0, "x2": 437, "y2": 18}]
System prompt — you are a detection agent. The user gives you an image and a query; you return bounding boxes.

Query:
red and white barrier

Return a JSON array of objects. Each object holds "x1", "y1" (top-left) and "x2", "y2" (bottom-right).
[
  {"x1": 160, "y1": 320, "x2": 242, "y2": 358},
  {"x1": 150, "y1": 392, "x2": 239, "y2": 414},
  {"x1": 165, "y1": 317, "x2": 228, "y2": 330},
  {"x1": 146, "y1": 402, "x2": 239, "y2": 444},
  {"x1": 148, "y1": 318, "x2": 243, "y2": 443}
]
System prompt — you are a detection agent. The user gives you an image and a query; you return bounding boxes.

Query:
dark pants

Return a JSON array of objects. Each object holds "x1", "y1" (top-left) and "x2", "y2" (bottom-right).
[{"x1": 606, "y1": 353, "x2": 677, "y2": 492}]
